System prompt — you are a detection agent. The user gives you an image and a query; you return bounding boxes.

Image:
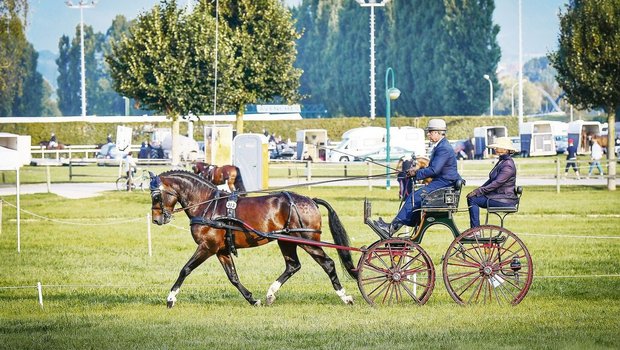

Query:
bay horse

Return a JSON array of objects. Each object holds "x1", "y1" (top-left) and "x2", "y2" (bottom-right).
[
  {"x1": 192, "y1": 161, "x2": 246, "y2": 193},
  {"x1": 149, "y1": 170, "x2": 357, "y2": 307},
  {"x1": 38, "y1": 141, "x2": 66, "y2": 150}
]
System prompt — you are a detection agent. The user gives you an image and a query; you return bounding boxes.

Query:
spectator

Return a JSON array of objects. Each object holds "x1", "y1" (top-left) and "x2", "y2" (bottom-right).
[
  {"x1": 464, "y1": 138, "x2": 474, "y2": 160},
  {"x1": 138, "y1": 141, "x2": 150, "y2": 159},
  {"x1": 106, "y1": 134, "x2": 113, "y2": 144},
  {"x1": 563, "y1": 138, "x2": 580, "y2": 179},
  {"x1": 587, "y1": 140, "x2": 604, "y2": 178}
]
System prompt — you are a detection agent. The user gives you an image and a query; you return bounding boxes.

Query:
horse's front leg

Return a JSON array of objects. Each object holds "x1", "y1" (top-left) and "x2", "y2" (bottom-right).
[
  {"x1": 217, "y1": 253, "x2": 260, "y2": 306},
  {"x1": 167, "y1": 245, "x2": 212, "y2": 308}
]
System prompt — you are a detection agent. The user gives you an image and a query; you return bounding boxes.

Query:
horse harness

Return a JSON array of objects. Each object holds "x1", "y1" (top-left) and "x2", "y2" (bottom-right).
[{"x1": 189, "y1": 191, "x2": 321, "y2": 256}]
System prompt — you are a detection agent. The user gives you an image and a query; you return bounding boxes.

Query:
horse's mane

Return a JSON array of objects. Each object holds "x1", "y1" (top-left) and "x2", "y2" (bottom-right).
[{"x1": 159, "y1": 169, "x2": 218, "y2": 190}]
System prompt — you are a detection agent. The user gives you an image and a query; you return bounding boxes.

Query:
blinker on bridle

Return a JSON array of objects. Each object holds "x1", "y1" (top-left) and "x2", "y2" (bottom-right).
[{"x1": 150, "y1": 174, "x2": 173, "y2": 222}]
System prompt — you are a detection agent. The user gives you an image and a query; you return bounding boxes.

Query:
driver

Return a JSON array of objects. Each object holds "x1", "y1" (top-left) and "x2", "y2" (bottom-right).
[{"x1": 373, "y1": 119, "x2": 461, "y2": 236}]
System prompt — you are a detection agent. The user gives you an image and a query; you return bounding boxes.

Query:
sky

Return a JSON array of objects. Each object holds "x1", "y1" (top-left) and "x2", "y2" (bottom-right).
[{"x1": 25, "y1": 0, "x2": 568, "y2": 72}]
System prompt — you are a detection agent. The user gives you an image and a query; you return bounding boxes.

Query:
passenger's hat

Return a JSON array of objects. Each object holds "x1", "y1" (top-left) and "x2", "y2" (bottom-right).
[
  {"x1": 425, "y1": 119, "x2": 447, "y2": 131},
  {"x1": 487, "y1": 137, "x2": 517, "y2": 152}
]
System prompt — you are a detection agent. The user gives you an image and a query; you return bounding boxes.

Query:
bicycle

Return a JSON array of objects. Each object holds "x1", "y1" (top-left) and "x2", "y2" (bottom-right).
[{"x1": 116, "y1": 168, "x2": 150, "y2": 191}]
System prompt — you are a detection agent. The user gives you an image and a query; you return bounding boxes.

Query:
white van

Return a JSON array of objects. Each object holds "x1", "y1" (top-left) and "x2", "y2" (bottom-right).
[{"x1": 327, "y1": 126, "x2": 425, "y2": 162}]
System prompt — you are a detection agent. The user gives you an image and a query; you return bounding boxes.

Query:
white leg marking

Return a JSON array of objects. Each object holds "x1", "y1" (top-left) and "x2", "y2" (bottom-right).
[
  {"x1": 336, "y1": 288, "x2": 354, "y2": 305},
  {"x1": 266, "y1": 281, "x2": 282, "y2": 306},
  {"x1": 167, "y1": 289, "x2": 179, "y2": 306}
]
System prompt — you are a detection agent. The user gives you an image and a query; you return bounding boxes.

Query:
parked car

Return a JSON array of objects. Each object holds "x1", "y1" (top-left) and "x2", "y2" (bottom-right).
[
  {"x1": 96, "y1": 143, "x2": 124, "y2": 166},
  {"x1": 358, "y1": 146, "x2": 416, "y2": 162}
]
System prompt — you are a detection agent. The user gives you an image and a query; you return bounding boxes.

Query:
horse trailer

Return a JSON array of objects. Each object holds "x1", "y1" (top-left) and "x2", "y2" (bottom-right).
[
  {"x1": 567, "y1": 120, "x2": 602, "y2": 155},
  {"x1": 519, "y1": 121, "x2": 558, "y2": 157},
  {"x1": 473, "y1": 126, "x2": 508, "y2": 159},
  {"x1": 296, "y1": 129, "x2": 328, "y2": 161}
]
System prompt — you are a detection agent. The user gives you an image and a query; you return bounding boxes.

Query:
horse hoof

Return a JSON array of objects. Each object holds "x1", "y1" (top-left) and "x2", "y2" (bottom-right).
[
  {"x1": 167, "y1": 299, "x2": 176, "y2": 308},
  {"x1": 343, "y1": 296, "x2": 354, "y2": 305},
  {"x1": 266, "y1": 295, "x2": 276, "y2": 306},
  {"x1": 253, "y1": 300, "x2": 262, "y2": 307}
]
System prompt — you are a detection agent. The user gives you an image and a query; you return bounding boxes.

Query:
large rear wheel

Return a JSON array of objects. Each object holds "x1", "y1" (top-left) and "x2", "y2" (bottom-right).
[
  {"x1": 357, "y1": 238, "x2": 435, "y2": 306},
  {"x1": 442, "y1": 225, "x2": 533, "y2": 305}
]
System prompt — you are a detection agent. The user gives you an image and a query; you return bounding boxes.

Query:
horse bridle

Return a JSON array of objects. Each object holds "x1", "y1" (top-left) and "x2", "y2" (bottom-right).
[{"x1": 149, "y1": 175, "x2": 174, "y2": 222}]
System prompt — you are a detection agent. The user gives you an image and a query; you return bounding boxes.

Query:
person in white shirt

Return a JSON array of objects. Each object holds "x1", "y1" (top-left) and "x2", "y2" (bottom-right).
[{"x1": 587, "y1": 140, "x2": 604, "y2": 177}]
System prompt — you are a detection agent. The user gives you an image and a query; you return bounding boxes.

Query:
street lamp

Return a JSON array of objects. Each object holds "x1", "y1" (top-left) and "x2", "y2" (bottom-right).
[
  {"x1": 66, "y1": 1, "x2": 96, "y2": 118},
  {"x1": 511, "y1": 79, "x2": 526, "y2": 116},
  {"x1": 213, "y1": 0, "x2": 219, "y2": 116},
  {"x1": 356, "y1": 0, "x2": 392, "y2": 120},
  {"x1": 385, "y1": 67, "x2": 400, "y2": 190},
  {"x1": 483, "y1": 74, "x2": 494, "y2": 116}
]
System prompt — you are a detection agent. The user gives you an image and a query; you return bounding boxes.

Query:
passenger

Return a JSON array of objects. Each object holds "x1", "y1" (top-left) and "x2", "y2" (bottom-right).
[
  {"x1": 466, "y1": 137, "x2": 518, "y2": 228},
  {"x1": 374, "y1": 119, "x2": 461, "y2": 235}
]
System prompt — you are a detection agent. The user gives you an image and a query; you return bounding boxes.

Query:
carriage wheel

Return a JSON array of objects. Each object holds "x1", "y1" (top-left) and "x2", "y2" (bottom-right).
[
  {"x1": 442, "y1": 225, "x2": 533, "y2": 306},
  {"x1": 357, "y1": 238, "x2": 435, "y2": 306}
]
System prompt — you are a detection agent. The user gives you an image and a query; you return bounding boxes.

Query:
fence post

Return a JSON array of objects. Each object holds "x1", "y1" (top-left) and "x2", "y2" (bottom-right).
[
  {"x1": 0, "y1": 199, "x2": 3, "y2": 236},
  {"x1": 37, "y1": 282, "x2": 43, "y2": 309},
  {"x1": 69, "y1": 161, "x2": 73, "y2": 181},
  {"x1": 344, "y1": 164, "x2": 348, "y2": 177},
  {"x1": 147, "y1": 213, "x2": 152, "y2": 257},
  {"x1": 368, "y1": 161, "x2": 372, "y2": 191},
  {"x1": 555, "y1": 159, "x2": 561, "y2": 193},
  {"x1": 46, "y1": 165, "x2": 51, "y2": 193},
  {"x1": 306, "y1": 161, "x2": 311, "y2": 182}
]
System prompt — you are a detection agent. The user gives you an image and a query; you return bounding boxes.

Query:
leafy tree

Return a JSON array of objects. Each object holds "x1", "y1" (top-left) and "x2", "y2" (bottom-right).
[
  {"x1": 0, "y1": 0, "x2": 45, "y2": 117},
  {"x1": 216, "y1": 0, "x2": 302, "y2": 132},
  {"x1": 549, "y1": 0, "x2": 619, "y2": 190}
]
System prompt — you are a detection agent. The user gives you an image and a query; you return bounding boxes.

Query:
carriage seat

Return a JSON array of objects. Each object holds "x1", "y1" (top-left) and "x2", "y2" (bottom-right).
[
  {"x1": 421, "y1": 179, "x2": 465, "y2": 211},
  {"x1": 485, "y1": 186, "x2": 523, "y2": 227}
]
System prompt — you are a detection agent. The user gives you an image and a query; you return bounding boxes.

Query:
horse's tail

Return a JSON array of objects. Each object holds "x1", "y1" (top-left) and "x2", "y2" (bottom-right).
[
  {"x1": 234, "y1": 167, "x2": 247, "y2": 194},
  {"x1": 312, "y1": 198, "x2": 358, "y2": 280}
]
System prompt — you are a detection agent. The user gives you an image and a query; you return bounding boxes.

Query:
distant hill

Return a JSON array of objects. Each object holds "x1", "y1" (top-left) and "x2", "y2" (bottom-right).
[{"x1": 37, "y1": 50, "x2": 59, "y2": 90}]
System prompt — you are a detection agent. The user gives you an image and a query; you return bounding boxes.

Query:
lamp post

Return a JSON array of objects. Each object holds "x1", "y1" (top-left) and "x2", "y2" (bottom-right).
[
  {"x1": 356, "y1": 0, "x2": 392, "y2": 120},
  {"x1": 385, "y1": 67, "x2": 400, "y2": 190},
  {"x1": 483, "y1": 74, "x2": 494, "y2": 116},
  {"x1": 66, "y1": 1, "x2": 96, "y2": 118},
  {"x1": 213, "y1": 0, "x2": 219, "y2": 116},
  {"x1": 511, "y1": 79, "x2": 526, "y2": 117}
]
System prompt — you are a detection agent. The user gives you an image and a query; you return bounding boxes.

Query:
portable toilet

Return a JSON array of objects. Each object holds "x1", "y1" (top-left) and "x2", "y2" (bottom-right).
[
  {"x1": 567, "y1": 121, "x2": 602, "y2": 154},
  {"x1": 519, "y1": 121, "x2": 557, "y2": 157},
  {"x1": 233, "y1": 134, "x2": 269, "y2": 191},
  {"x1": 296, "y1": 129, "x2": 328, "y2": 161},
  {"x1": 473, "y1": 126, "x2": 508, "y2": 159}
]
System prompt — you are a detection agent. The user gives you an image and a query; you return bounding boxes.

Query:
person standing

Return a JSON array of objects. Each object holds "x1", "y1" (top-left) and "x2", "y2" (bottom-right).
[
  {"x1": 588, "y1": 139, "x2": 604, "y2": 178},
  {"x1": 563, "y1": 138, "x2": 580, "y2": 179},
  {"x1": 373, "y1": 119, "x2": 461, "y2": 235},
  {"x1": 466, "y1": 137, "x2": 518, "y2": 228}
]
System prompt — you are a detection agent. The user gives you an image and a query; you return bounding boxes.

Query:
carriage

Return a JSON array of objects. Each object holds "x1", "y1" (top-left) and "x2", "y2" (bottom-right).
[{"x1": 149, "y1": 170, "x2": 533, "y2": 307}]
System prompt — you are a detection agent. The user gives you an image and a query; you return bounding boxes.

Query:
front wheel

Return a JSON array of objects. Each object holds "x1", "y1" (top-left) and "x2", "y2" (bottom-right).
[
  {"x1": 357, "y1": 238, "x2": 435, "y2": 306},
  {"x1": 115, "y1": 176, "x2": 129, "y2": 191},
  {"x1": 442, "y1": 225, "x2": 533, "y2": 306}
]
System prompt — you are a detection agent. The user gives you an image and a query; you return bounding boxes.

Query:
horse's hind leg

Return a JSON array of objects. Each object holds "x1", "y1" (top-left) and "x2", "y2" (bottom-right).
[
  {"x1": 266, "y1": 242, "x2": 302, "y2": 306},
  {"x1": 300, "y1": 245, "x2": 353, "y2": 305},
  {"x1": 167, "y1": 246, "x2": 212, "y2": 308},
  {"x1": 217, "y1": 253, "x2": 261, "y2": 306}
]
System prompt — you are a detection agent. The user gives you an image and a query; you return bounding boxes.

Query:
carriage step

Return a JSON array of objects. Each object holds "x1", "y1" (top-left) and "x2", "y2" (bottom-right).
[{"x1": 458, "y1": 236, "x2": 506, "y2": 244}]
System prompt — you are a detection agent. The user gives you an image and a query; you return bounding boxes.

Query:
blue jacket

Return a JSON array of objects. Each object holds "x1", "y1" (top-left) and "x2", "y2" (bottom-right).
[
  {"x1": 415, "y1": 137, "x2": 460, "y2": 183},
  {"x1": 472, "y1": 154, "x2": 517, "y2": 204}
]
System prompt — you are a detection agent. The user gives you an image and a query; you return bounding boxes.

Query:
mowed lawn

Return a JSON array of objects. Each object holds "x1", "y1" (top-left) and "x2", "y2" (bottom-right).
[{"x1": 0, "y1": 185, "x2": 619, "y2": 349}]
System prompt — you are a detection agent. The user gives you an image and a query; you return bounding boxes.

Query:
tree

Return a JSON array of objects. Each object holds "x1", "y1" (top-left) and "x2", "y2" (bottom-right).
[
  {"x1": 216, "y1": 0, "x2": 302, "y2": 133},
  {"x1": 0, "y1": 0, "x2": 45, "y2": 117},
  {"x1": 549, "y1": 0, "x2": 620, "y2": 190}
]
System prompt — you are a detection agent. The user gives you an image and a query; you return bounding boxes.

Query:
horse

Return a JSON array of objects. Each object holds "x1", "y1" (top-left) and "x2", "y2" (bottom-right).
[
  {"x1": 192, "y1": 161, "x2": 246, "y2": 193},
  {"x1": 149, "y1": 170, "x2": 357, "y2": 307},
  {"x1": 38, "y1": 141, "x2": 66, "y2": 150},
  {"x1": 395, "y1": 155, "x2": 431, "y2": 199}
]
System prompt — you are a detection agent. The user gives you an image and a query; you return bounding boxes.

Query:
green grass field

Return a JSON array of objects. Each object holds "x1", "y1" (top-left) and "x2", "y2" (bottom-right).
[{"x1": 1, "y1": 186, "x2": 619, "y2": 349}]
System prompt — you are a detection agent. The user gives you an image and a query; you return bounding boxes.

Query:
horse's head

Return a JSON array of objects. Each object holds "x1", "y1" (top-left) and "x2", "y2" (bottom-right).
[{"x1": 149, "y1": 172, "x2": 177, "y2": 225}]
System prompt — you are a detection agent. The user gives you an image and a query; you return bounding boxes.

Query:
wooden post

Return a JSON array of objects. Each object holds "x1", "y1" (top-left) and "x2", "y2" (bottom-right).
[
  {"x1": 147, "y1": 213, "x2": 152, "y2": 257},
  {"x1": 46, "y1": 165, "x2": 51, "y2": 193},
  {"x1": 368, "y1": 161, "x2": 373, "y2": 191},
  {"x1": 556, "y1": 159, "x2": 561, "y2": 193}
]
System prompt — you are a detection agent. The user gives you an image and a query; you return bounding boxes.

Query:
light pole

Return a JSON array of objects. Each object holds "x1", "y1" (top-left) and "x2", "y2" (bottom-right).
[
  {"x1": 213, "y1": 0, "x2": 219, "y2": 116},
  {"x1": 511, "y1": 79, "x2": 526, "y2": 116},
  {"x1": 385, "y1": 67, "x2": 400, "y2": 190},
  {"x1": 356, "y1": 0, "x2": 392, "y2": 120},
  {"x1": 66, "y1": 1, "x2": 96, "y2": 118},
  {"x1": 483, "y1": 74, "x2": 494, "y2": 116}
]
